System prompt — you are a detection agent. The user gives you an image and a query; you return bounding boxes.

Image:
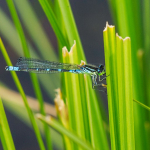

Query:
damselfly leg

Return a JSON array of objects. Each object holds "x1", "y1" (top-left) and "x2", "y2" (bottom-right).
[{"x1": 91, "y1": 73, "x2": 108, "y2": 92}]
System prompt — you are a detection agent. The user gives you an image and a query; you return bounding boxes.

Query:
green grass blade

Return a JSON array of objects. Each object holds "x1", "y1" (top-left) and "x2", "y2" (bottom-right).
[
  {"x1": 6, "y1": 0, "x2": 30, "y2": 57},
  {"x1": 13, "y1": 0, "x2": 57, "y2": 61},
  {"x1": 133, "y1": 99, "x2": 150, "y2": 111},
  {"x1": 62, "y1": 44, "x2": 86, "y2": 149},
  {"x1": 0, "y1": 38, "x2": 46, "y2": 150},
  {"x1": 103, "y1": 23, "x2": 120, "y2": 150},
  {"x1": 123, "y1": 37, "x2": 135, "y2": 150},
  {"x1": 57, "y1": 0, "x2": 85, "y2": 60},
  {"x1": 0, "y1": 97, "x2": 16, "y2": 150},
  {"x1": 37, "y1": 114, "x2": 95, "y2": 150},
  {"x1": 116, "y1": 34, "x2": 126, "y2": 149},
  {"x1": 6, "y1": 1, "x2": 52, "y2": 149},
  {"x1": 38, "y1": 0, "x2": 69, "y2": 48},
  {"x1": 104, "y1": 23, "x2": 135, "y2": 150}
]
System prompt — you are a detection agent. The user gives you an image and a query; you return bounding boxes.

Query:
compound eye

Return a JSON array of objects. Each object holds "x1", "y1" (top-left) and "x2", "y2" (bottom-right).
[{"x1": 99, "y1": 65, "x2": 104, "y2": 72}]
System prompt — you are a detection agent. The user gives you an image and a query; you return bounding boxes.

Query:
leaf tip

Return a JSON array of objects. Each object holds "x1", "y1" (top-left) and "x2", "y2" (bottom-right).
[
  {"x1": 123, "y1": 37, "x2": 130, "y2": 41},
  {"x1": 62, "y1": 47, "x2": 69, "y2": 57},
  {"x1": 104, "y1": 22, "x2": 115, "y2": 31}
]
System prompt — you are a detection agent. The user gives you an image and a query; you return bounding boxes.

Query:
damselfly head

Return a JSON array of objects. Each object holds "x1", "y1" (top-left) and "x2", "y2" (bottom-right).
[{"x1": 97, "y1": 65, "x2": 105, "y2": 76}]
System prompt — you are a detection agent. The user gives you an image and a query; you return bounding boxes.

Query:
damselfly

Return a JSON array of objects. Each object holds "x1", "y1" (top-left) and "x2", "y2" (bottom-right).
[{"x1": 5, "y1": 57, "x2": 106, "y2": 88}]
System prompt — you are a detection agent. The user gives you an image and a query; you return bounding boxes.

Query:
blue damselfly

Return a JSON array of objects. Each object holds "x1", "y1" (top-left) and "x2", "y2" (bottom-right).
[{"x1": 5, "y1": 57, "x2": 106, "y2": 88}]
